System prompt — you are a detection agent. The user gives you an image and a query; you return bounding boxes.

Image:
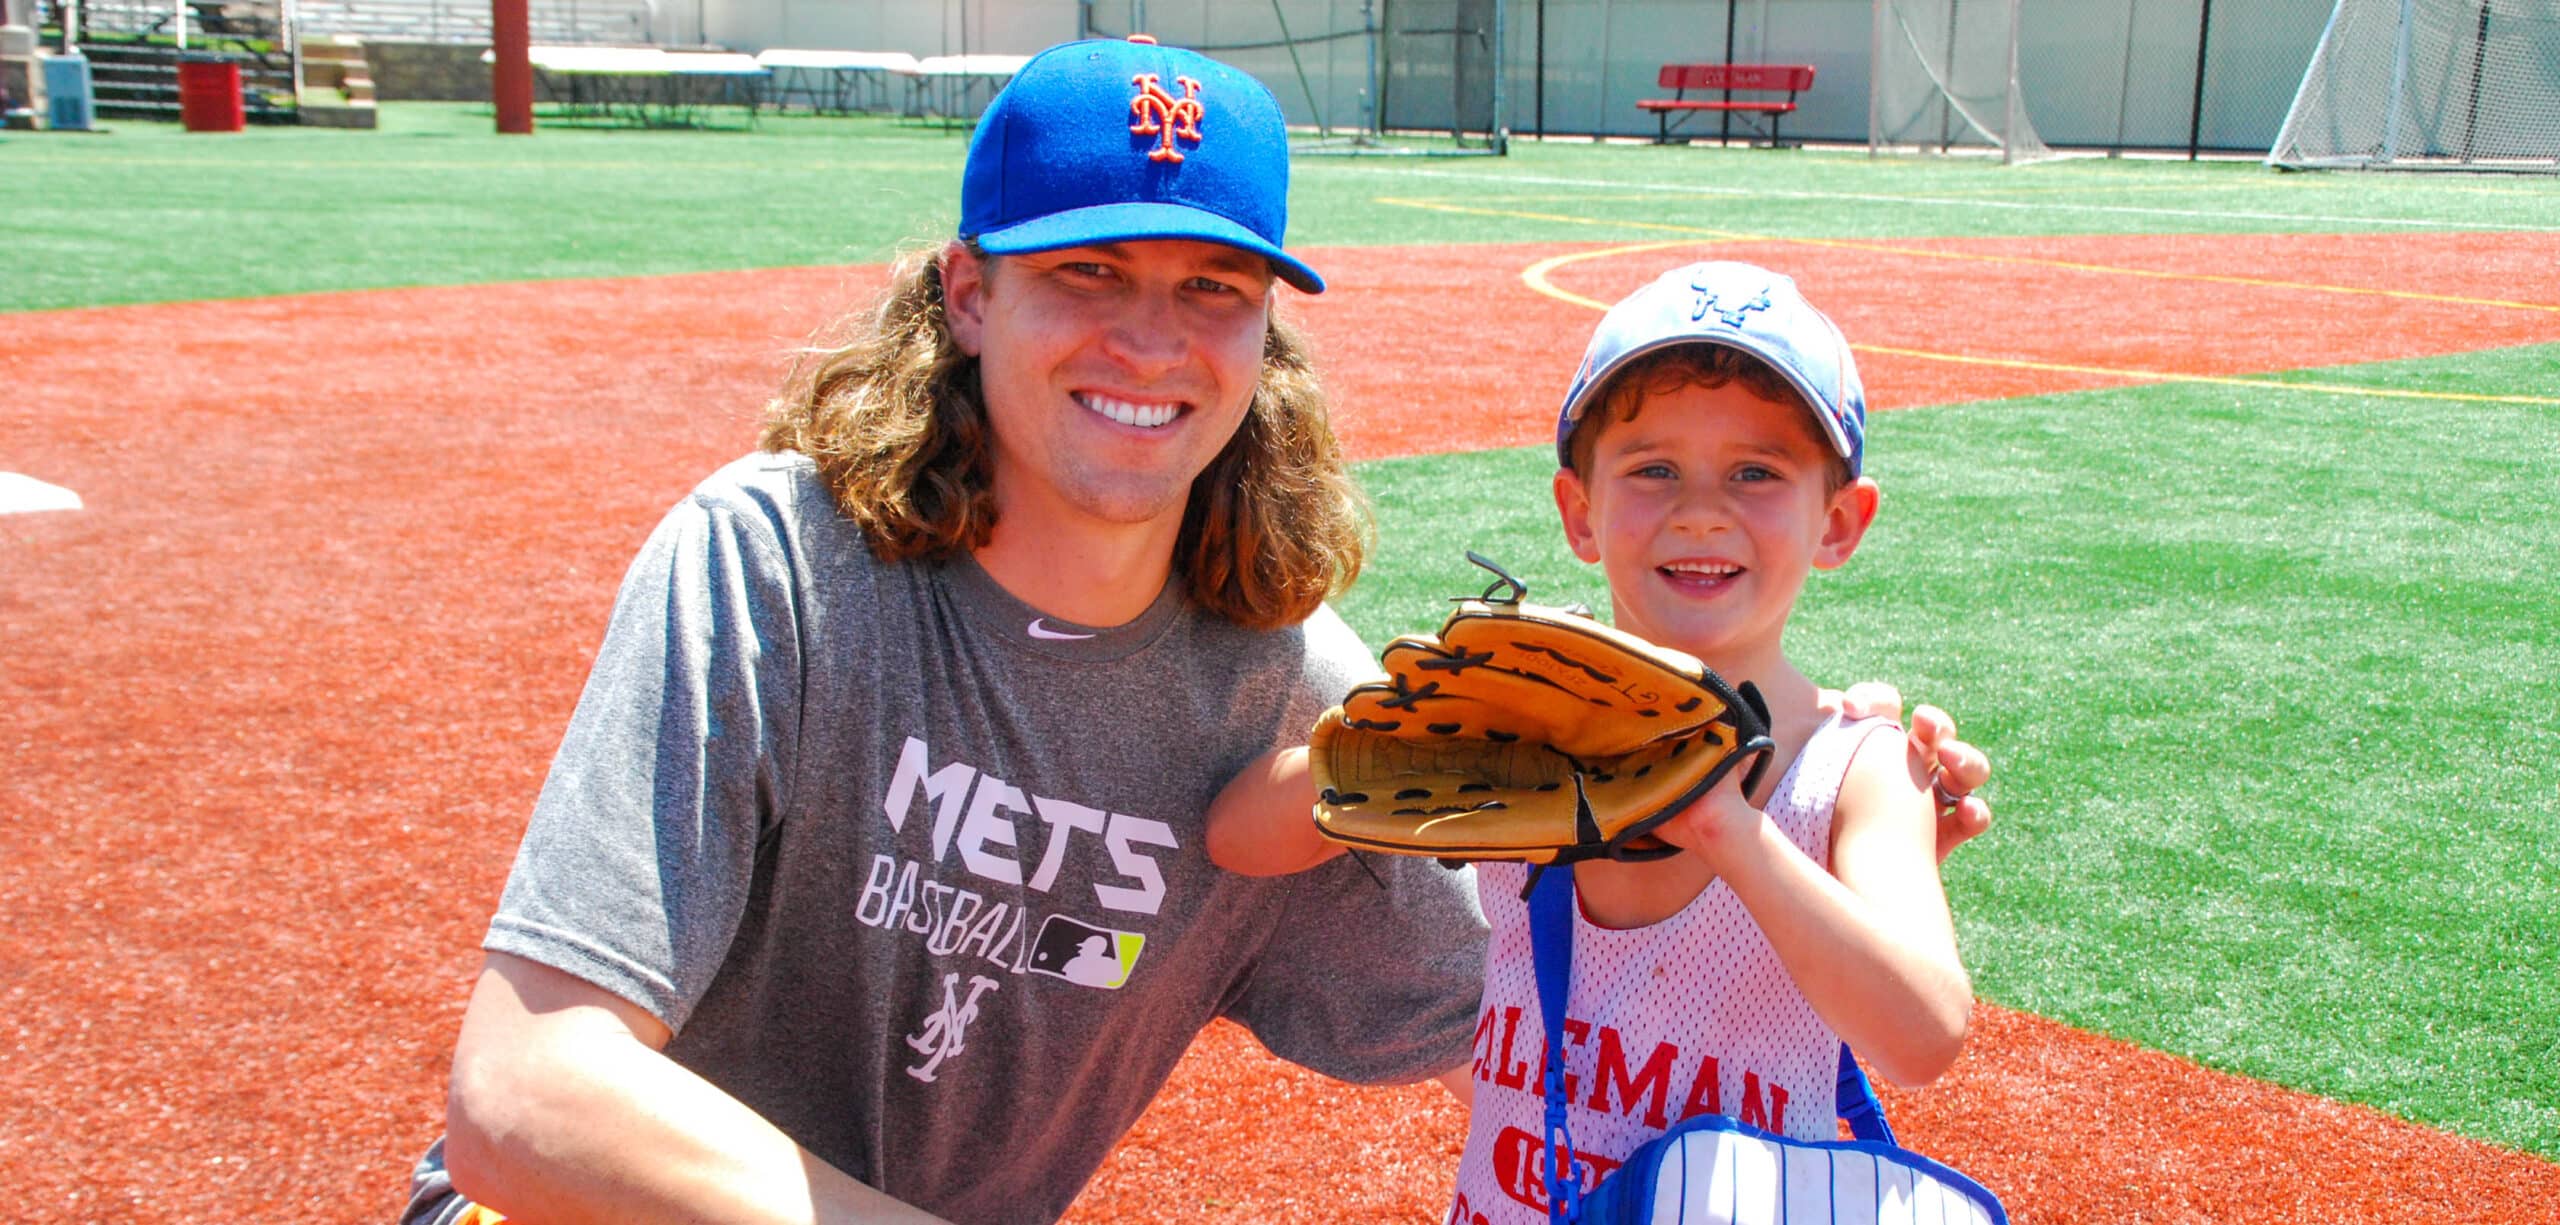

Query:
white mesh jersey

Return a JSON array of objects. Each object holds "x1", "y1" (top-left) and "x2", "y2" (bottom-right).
[{"x1": 1446, "y1": 713, "x2": 1892, "y2": 1225}]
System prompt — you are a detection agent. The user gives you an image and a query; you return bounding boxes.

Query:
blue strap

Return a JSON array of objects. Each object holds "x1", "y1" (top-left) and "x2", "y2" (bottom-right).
[
  {"x1": 1834, "y1": 1043, "x2": 1897, "y2": 1145},
  {"x1": 1524, "y1": 863, "x2": 1582, "y2": 1224}
]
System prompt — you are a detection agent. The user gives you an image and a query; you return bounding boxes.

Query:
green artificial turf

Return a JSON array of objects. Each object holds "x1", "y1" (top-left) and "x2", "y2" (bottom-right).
[
  {"x1": 1342, "y1": 340, "x2": 2560, "y2": 1158},
  {"x1": 1289, "y1": 142, "x2": 2560, "y2": 246},
  {"x1": 10, "y1": 100, "x2": 2560, "y2": 312},
  {"x1": 3, "y1": 105, "x2": 961, "y2": 311}
]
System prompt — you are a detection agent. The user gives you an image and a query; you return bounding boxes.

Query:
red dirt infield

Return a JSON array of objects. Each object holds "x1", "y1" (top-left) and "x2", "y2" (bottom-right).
[{"x1": 4, "y1": 232, "x2": 2556, "y2": 1222}]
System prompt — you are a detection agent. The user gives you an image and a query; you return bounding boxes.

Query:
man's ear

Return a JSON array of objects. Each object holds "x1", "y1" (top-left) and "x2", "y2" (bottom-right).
[
  {"x1": 1554, "y1": 467, "x2": 1603, "y2": 564},
  {"x1": 941, "y1": 240, "x2": 988, "y2": 357},
  {"x1": 1813, "y1": 476, "x2": 1881, "y2": 570}
]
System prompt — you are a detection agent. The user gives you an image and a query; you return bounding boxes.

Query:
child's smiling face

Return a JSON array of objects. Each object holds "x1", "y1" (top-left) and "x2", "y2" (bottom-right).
[{"x1": 1554, "y1": 374, "x2": 1876, "y2": 668}]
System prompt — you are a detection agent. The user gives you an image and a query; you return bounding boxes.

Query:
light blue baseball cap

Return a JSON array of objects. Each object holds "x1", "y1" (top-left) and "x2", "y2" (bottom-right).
[
  {"x1": 1555, "y1": 261, "x2": 1866, "y2": 475},
  {"x1": 959, "y1": 36, "x2": 1324, "y2": 294}
]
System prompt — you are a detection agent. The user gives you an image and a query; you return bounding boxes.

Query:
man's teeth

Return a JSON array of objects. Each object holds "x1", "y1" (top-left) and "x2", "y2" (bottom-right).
[
  {"x1": 1081, "y1": 393, "x2": 1181, "y2": 429},
  {"x1": 1664, "y1": 562, "x2": 1739, "y2": 577}
]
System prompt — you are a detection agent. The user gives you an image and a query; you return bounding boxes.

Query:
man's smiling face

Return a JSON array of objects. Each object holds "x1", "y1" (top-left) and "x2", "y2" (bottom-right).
[{"x1": 943, "y1": 238, "x2": 1276, "y2": 538}]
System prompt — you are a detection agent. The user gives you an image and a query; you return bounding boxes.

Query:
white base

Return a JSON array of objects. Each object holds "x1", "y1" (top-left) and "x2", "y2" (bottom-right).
[{"x1": 0, "y1": 472, "x2": 83, "y2": 514}]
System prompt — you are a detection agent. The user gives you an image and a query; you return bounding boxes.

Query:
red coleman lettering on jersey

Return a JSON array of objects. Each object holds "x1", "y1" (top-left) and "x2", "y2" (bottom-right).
[{"x1": 1468, "y1": 1003, "x2": 1790, "y2": 1134}]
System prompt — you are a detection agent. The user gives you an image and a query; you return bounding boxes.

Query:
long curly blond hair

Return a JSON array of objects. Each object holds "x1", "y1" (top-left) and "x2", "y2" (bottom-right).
[{"x1": 760, "y1": 244, "x2": 1369, "y2": 630}]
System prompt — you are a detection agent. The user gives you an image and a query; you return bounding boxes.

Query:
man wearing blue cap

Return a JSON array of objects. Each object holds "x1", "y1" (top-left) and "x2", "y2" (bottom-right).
[{"x1": 400, "y1": 37, "x2": 1988, "y2": 1225}]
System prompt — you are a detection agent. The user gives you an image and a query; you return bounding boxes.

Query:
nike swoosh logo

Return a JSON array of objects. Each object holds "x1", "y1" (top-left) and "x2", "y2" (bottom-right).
[{"x1": 1027, "y1": 618, "x2": 1096, "y2": 641}]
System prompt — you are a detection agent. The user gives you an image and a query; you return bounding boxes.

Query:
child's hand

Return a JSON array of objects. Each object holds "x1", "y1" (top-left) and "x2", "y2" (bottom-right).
[
  {"x1": 1650, "y1": 767, "x2": 1765, "y2": 870},
  {"x1": 1910, "y1": 705, "x2": 1991, "y2": 863},
  {"x1": 1824, "y1": 682, "x2": 1993, "y2": 863}
]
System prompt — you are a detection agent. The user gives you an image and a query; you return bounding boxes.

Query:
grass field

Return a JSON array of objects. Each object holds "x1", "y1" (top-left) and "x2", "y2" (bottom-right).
[
  {"x1": 13, "y1": 102, "x2": 2560, "y2": 313},
  {"x1": 6, "y1": 101, "x2": 2558, "y2": 1218}
]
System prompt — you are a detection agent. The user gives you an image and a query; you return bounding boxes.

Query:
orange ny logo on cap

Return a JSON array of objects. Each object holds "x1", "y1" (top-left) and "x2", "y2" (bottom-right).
[{"x1": 1129, "y1": 73, "x2": 1205, "y2": 163}]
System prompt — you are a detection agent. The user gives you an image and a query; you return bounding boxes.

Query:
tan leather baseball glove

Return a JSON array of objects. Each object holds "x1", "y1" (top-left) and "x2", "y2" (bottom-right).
[{"x1": 1311, "y1": 555, "x2": 1774, "y2": 866}]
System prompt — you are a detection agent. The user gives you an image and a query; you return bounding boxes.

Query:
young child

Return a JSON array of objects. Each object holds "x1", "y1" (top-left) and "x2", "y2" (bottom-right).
[{"x1": 1207, "y1": 261, "x2": 1972, "y2": 1222}]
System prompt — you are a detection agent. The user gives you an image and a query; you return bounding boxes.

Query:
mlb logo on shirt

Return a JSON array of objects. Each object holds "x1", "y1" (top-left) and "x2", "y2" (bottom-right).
[{"x1": 1026, "y1": 914, "x2": 1146, "y2": 990}]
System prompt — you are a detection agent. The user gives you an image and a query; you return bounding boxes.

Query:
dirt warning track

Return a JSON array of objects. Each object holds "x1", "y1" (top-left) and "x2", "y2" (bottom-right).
[{"x1": 4, "y1": 232, "x2": 2555, "y2": 1222}]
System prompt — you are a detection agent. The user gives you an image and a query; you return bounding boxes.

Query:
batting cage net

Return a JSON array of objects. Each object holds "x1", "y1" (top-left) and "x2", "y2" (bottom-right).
[
  {"x1": 1081, "y1": 0, "x2": 1508, "y2": 156},
  {"x1": 1868, "y1": 0, "x2": 2058, "y2": 163},
  {"x1": 1368, "y1": 0, "x2": 1507, "y2": 153},
  {"x1": 2268, "y1": 0, "x2": 2560, "y2": 171}
]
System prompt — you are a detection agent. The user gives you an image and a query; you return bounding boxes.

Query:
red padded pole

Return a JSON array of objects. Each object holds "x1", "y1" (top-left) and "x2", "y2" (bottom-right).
[{"x1": 492, "y1": 0, "x2": 532, "y2": 134}]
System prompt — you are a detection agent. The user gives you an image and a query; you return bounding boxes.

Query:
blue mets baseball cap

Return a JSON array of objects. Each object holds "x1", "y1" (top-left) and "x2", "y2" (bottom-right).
[
  {"x1": 1555, "y1": 261, "x2": 1866, "y2": 476},
  {"x1": 959, "y1": 36, "x2": 1324, "y2": 294}
]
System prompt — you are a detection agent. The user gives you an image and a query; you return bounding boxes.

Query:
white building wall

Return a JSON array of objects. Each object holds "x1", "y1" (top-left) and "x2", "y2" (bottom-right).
[{"x1": 697, "y1": 0, "x2": 2333, "y2": 153}]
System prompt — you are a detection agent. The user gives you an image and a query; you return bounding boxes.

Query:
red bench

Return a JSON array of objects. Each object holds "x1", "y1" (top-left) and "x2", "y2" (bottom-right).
[{"x1": 1635, "y1": 63, "x2": 1814, "y2": 146}]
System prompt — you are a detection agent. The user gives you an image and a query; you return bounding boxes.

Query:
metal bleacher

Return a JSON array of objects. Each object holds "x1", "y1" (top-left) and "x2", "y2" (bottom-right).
[
  {"x1": 51, "y1": 0, "x2": 300, "y2": 122},
  {"x1": 58, "y1": 0, "x2": 649, "y2": 48},
  {"x1": 45, "y1": 0, "x2": 658, "y2": 126},
  {"x1": 291, "y1": 0, "x2": 656, "y2": 46}
]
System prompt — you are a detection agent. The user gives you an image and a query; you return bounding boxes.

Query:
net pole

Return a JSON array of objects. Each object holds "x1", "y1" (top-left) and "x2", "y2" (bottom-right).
[
  {"x1": 1447, "y1": 5, "x2": 1462, "y2": 140},
  {"x1": 2113, "y1": 0, "x2": 2139, "y2": 155},
  {"x1": 1490, "y1": 0, "x2": 1508, "y2": 151},
  {"x1": 1525, "y1": 0, "x2": 1546, "y2": 139},
  {"x1": 1268, "y1": 0, "x2": 1330, "y2": 137},
  {"x1": 2384, "y1": 0, "x2": 2416, "y2": 162},
  {"x1": 1867, "y1": 0, "x2": 1885, "y2": 157},
  {"x1": 2461, "y1": 0, "x2": 2490, "y2": 162},
  {"x1": 1937, "y1": 0, "x2": 1957, "y2": 151},
  {"x1": 2265, "y1": 0, "x2": 2345, "y2": 166},
  {"x1": 2187, "y1": 0, "x2": 2213, "y2": 159},
  {"x1": 2004, "y1": 0, "x2": 2024, "y2": 164},
  {"x1": 1720, "y1": 0, "x2": 1736, "y2": 145},
  {"x1": 1370, "y1": 0, "x2": 1387, "y2": 139}
]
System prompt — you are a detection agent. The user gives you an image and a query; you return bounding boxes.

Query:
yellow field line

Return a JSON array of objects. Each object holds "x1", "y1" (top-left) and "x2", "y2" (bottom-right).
[
  {"x1": 1519, "y1": 241, "x2": 1706, "y2": 310},
  {"x1": 1457, "y1": 180, "x2": 2329, "y2": 203},
  {"x1": 1853, "y1": 344, "x2": 2560, "y2": 406},
  {"x1": 0, "y1": 155, "x2": 951, "y2": 173},
  {"x1": 1382, "y1": 196, "x2": 2560, "y2": 315},
  {"x1": 1508, "y1": 232, "x2": 2560, "y2": 407}
]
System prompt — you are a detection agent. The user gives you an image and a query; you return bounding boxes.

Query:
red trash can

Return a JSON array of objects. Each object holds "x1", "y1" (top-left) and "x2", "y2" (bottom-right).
[{"x1": 176, "y1": 57, "x2": 245, "y2": 132}]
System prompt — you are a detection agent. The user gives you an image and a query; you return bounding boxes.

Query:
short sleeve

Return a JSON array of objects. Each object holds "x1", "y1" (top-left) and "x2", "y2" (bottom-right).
[
  {"x1": 1225, "y1": 852, "x2": 1488, "y2": 1085},
  {"x1": 482, "y1": 483, "x2": 804, "y2": 1032}
]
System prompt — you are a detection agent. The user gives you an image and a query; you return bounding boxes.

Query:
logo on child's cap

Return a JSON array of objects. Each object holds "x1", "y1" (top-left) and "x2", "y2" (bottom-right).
[
  {"x1": 1556, "y1": 261, "x2": 1866, "y2": 477},
  {"x1": 1691, "y1": 282, "x2": 1771, "y2": 328},
  {"x1": 958, "y1": 36, "x2": 1323, "y2": 293}
]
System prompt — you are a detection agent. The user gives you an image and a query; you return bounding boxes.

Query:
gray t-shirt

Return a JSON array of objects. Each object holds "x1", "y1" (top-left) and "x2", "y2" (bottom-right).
[{"x1": 483, "y1": 452, "x2": 1487, "y2": 1224}]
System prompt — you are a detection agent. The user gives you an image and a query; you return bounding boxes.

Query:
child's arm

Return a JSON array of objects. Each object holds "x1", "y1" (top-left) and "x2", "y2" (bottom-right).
[
  {"x1": 1675, "y1": 728, "x2": 1972, "y2": 1087},
  {"x1": 1206, "y1": 746, "x2": 1349, "y2": 876},
  {"x1": 1211, "y1": 751, "x2": 1478, "y2": 1103}
]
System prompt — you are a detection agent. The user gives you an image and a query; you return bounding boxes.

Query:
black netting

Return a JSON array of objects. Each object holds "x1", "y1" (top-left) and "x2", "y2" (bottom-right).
[{"x1": 1379, "y1": 0, "x2": 1499, "y2": 139}]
